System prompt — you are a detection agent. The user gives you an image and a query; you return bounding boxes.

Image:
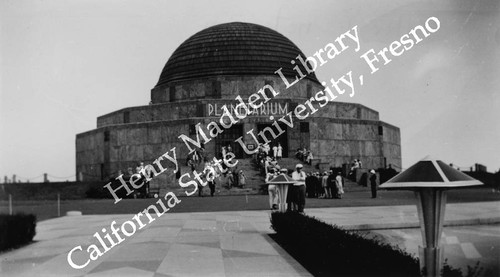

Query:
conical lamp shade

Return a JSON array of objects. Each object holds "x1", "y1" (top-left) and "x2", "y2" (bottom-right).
[
  {"x1": 380, "y1": 156, "x2": 483, "y2": 189},
  {"x1": 266, "y1": 174, "x2": 296, "y2": 184}
]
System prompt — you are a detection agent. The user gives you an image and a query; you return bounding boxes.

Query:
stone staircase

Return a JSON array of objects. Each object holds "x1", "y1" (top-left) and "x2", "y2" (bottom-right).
[
  {"x1": 155, "y1": 158, "x2": 265, "y2": 196},
  {"x1": 233, "y1": 158, "x2": 264, "y2": 187},
  {"x1": 154, "y1": 157, "x2": 369, "y2": 197},
  {"x1": 274, "y1": 157, "x2": 317, "y2": 172}
]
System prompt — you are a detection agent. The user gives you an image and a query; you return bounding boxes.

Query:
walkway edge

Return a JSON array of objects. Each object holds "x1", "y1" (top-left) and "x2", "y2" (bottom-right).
[{"x1": 342, "y1": 217, "x2": 500, "y2": 231}]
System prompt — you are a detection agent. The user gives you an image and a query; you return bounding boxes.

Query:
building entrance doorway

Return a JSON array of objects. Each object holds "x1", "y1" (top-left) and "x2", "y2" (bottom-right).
[
  {"x1": 257, "y1": 123, "x2": 288, "y2": 158},
  {"x1": 215, "y1": 124, "x2": 244, "y2": 159}
]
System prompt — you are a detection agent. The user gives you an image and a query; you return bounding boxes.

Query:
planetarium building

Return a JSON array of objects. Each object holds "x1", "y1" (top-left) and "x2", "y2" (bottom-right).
[{"x1": 76, "y1": 22, "x2": 401, "y2": 182}]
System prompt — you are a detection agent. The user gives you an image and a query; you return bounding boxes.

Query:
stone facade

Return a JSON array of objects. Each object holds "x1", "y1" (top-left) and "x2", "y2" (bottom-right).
[
  {"x1": 76, "y1": 77, "x2": 401, "y2": 181},
  {"x1": 75, "y1": 23, "x2": 401, "y2": 183}
]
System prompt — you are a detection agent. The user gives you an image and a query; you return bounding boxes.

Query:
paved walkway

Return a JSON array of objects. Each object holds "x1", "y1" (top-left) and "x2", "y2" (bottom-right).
[
  {"x1": 362, "y1": 225, "x2": 500, "y2": 276},
  {"x1": 0, "y1": 201, "x2": 498, "y2": 276},
  {"x1": 306, "y1": 200, "x2": 500, "y2": 230},
  {"x1": 307, "y1": 201, "x2": 500, "y2": 275}
]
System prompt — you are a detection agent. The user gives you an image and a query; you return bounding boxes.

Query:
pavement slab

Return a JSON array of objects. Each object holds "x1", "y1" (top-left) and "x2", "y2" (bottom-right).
[
  {"x1": 0, "y1": 209, "x2": 310, "y2": 277},
  {"x1": 0, "y1": 201, "x2": 498, "y2": 276}
]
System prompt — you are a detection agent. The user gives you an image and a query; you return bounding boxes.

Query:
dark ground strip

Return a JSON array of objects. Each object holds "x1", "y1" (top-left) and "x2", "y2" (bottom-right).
[{"x1": 0, "y1": 188, "x2": 498, "y2": 222}]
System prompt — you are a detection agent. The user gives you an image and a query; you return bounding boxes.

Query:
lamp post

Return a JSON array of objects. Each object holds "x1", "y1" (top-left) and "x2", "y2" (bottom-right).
[{"x1": 380, "y1": 156, "x2": 483, "y2": 277}]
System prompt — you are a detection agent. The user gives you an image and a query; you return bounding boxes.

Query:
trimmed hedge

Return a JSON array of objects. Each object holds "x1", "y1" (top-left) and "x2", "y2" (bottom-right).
[
  {"x1": 442, "y1": 261, "x2": 483, "y2": 277},
  {"x1": 270, "y1": 212, "x2": 484, "y2": 277},
  {"x1": 271, "y1": 212, "x2": 420, "y2": 277},
  {"x1": 0, "y1": 214, "x2": 37, "y2": 251}
]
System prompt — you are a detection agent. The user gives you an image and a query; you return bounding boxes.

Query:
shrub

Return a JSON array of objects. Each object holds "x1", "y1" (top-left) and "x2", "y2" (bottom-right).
[
  {"x1": 0, "y1": 214, "x2": 37, "y2": 251},
  {"x1": 270, "y1": 212, "x2": 484, "y2": 277},
  {"x1": 85, "y1": 181, "x2": 138, "y2": 199},
  {"x1": 271, "y1": 211, "x2": 420, "y2": 277},
  {"x1": 85, "y1": 186, "x2": 110, "y2": 199},
  {"x1": 442, "y1": 261, "x2": 483, "y2": 277}
]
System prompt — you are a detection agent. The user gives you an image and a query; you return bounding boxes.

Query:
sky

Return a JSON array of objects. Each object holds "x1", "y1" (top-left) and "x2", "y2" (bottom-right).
[{"x1": 1, "y1": 0, "x2": 499, "y2": 182}]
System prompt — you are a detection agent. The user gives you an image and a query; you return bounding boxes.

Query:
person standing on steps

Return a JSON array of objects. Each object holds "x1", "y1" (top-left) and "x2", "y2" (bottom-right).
[
  {"x1": 370, "y1": 169, "x2": 377, "y2": 198},
  {"x1": 227, "y1": 170, "x2": 234, "y2": 189},
  {"x1": 306, "y1": 151, "x2": 313, "y2": 165},
  {"x1": 206, "y1": 164, "x2": 216, "y2": 197},
  {"x1": 238, "y1": 170, "x2": 246, "y2": 188},
  {"x1": 208, "y1": 177, "x2": 216, "y2": 197},
  {"x1": 277, "y1": 143, "x2": 283, "y2": 160}
]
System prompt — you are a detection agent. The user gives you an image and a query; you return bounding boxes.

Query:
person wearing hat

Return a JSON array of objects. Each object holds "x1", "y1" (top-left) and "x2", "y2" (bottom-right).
[
  {"x1": 292, "y1": 164, "x2": 307, "y2": 212},
  {"x1": 369, "y1": 169, "x2": 377, "y2": 198}
]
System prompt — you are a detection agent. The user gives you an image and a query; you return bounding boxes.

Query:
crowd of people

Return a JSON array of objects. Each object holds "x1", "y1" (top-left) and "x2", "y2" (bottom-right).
[
  {"x1": 262, "y1": 148, "x2": 382, "y2": 212},
  {"x1": 186, "y1": 144, "x2": 247, "y2": 197},
  {"x1": 266, "y1": 165, "x2": 348, "y2": 212},
  {"x1": 304, "y1": 170, "x2": 345, "y2": 199},
  {"x1": 255, "y1": 143, "x2": 283, "y2": 160},
  {"x1": 113, "y1": 162, "x2": 152, "y2": 198},
  {"x1": 255, "y1": 143, "x2": 285, "y2": 175},
  {"x1": 295, "y1": 147, "x2": 314, "y2": 165},
  {"x1": 266, "y1": 166, "x2": 380, "y2": 212},
  {"x1": 349, "y1": 158, "x2": 362, "y2": 177},
  {"x1": 119, "y1": 142, "x2": 380, "y2": 206}
]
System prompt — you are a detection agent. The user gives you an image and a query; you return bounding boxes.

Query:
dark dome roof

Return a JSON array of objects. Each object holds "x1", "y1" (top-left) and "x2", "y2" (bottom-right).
[{"x1": 155, "y1": 22, "x2": 320, "y2": 87}]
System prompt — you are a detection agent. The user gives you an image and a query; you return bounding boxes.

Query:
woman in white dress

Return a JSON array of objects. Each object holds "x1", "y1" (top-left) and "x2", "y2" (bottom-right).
[{"x1": 277, "y1": 143, "x2": 283, "y2": 160}]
